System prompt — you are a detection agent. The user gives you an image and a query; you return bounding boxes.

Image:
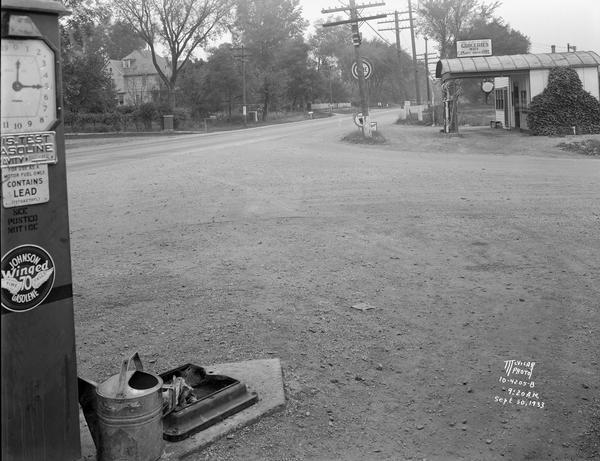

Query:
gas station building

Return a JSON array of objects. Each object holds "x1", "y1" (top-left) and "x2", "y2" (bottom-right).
[{"x1": 435, "y1": 51, "x2": 600, "y2": 130}]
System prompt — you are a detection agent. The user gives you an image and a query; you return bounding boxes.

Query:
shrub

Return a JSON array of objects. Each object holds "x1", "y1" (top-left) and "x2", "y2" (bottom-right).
[
  {"x1": 135, "y1": 102, "x2": 158, "y2": 130},
  {"x1": 171, "y1": 107, "x2": 191, "y2": 130},
  {"x1": 395, "y1": 105, "x2": 443, "y2": 126},
  {"x1": 557, "y1": 139, "x2": 600, "y2": 156},
  {"x1": 116, "y1": 105, "x2": 137, "y2": 115},
  {"x1": 527, "y1": 67, "x2": 600, "y2": 136}
]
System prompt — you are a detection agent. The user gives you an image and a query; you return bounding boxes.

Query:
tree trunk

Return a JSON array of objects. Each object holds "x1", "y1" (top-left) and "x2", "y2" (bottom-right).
[{"x1": 166, "y1": 88, "x2": 175, "y2": 111}]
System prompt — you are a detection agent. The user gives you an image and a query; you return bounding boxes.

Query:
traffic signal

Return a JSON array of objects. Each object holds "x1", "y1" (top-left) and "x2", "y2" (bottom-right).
[{"x1": 351, "y1": 24, "x2": 361, "y2": 46}]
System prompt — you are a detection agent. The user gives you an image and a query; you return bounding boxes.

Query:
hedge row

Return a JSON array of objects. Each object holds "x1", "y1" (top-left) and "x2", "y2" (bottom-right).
[{"x1": 64, "y1": 104, "x2": 192, "y2": 133}]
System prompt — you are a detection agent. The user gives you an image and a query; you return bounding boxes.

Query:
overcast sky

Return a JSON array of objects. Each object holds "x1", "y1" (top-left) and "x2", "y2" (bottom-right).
[{"x1": 300, "y1": 0, "x2": 600, "y2": 56}]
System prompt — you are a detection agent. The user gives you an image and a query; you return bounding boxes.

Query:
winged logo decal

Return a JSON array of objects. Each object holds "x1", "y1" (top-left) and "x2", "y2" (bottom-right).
[
  {"x1": 32, "y1": 268, "x2": 54, "y2": 289},
  {"x1": 1, "y1": 276, "x2": 24, "y2": 295},
  {"x1": 1, "y1": 245, "x2": 55, "y2": 313}
]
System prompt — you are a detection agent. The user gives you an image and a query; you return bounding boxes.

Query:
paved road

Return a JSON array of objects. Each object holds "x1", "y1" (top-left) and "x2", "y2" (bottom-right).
[
  {"x1": 67, "y1": 113, "x2": 600, "y2": 460},
  {"x1": 66, "y1": 109, "x2": 398, "y2": 170}
]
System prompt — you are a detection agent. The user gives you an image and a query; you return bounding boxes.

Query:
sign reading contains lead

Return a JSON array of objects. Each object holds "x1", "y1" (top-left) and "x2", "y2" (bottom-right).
[{"x1": 2, "y1": 163, "x2": 50, "y2": 208}]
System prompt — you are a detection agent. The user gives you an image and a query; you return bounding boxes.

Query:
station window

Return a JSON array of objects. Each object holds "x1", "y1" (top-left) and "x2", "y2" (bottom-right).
[
  {"x1": 495, "y1": 89, "x2": 504, "y2": 110},
  {"x1": 521, "y1": 90, "x2": 528, "y2": 108}
]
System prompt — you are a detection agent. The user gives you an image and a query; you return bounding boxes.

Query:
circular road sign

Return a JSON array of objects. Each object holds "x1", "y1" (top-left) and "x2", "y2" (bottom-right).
[
  {"x1": 352, "y1": 58, "x2": 373, "y2": 80},
  {"x1": 353, "y1": 113, "x2": 365, "y2": 127}
]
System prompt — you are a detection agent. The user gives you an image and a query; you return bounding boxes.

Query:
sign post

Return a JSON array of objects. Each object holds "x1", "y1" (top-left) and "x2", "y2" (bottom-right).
[{"x1": 1, "y1": 1, "x2": 81, "y2": 459}]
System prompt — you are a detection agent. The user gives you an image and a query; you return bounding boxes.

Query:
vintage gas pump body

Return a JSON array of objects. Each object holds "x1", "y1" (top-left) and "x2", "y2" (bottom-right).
[{"x1": 1, "y1": 1, "x2": 81, "y2": 459}]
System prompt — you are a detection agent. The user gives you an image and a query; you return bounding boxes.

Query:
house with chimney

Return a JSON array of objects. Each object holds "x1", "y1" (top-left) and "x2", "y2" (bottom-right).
[{"x1": 108, "y1": 49, "x2": 170, "y2": 106}]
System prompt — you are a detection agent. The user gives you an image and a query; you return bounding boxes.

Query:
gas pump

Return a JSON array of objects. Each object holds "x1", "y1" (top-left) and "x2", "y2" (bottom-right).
[{"x1": 1, "y1": 1, "x2": 81, "y2": 459}]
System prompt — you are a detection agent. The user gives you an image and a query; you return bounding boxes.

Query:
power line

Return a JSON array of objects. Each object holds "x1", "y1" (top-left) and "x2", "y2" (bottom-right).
[{"x1": 361, "y1": 14, "x2": 393, "y2": 45}]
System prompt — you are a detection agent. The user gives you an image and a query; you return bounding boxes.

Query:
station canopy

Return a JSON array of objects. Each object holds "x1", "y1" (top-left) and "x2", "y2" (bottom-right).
[{"x1": 435, "y1": 51, "x2": 600, "y2": 81}]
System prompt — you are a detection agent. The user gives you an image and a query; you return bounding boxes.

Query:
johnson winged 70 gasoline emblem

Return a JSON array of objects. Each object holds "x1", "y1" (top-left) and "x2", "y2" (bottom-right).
[{"x1": 1, "y1": 244, "x2": 55, "y2": 312}]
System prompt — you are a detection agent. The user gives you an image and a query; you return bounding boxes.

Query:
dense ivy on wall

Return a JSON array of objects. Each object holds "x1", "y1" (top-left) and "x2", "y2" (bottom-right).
[{"x1": 527, "y1": 67, "x2": 600, "y2": 136}]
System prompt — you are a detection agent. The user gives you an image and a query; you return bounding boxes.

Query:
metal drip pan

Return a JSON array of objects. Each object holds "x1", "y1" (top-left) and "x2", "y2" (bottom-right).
[{"x1": 160, "y1": 364, "x2": 258, "y2": 442}]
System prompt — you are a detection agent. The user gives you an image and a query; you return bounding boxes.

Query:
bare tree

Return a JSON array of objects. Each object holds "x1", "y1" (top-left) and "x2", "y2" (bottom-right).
[{"x1": 116, "y1": 0, "x2": 233, "y2": 107}]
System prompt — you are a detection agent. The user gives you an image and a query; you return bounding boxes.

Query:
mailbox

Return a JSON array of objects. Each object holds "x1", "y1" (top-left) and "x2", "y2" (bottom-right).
[{"x1": 1, "y1": 1, "x2": 80, "y2": 460}]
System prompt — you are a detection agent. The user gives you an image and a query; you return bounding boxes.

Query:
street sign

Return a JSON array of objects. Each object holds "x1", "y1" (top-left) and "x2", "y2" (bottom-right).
[
  {"x1": 352, "y1": 58, "x2": 373, "y2": 80},
  {"x1": 353, "y1": 113, "x2": 365, "y2": 127},
  {"x1": 457, "y1": 39, "x2": 492, "y2": 57}
]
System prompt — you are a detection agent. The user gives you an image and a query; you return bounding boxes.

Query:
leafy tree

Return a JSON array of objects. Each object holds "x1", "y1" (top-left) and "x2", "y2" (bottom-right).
[
  {"x1": 233, "y1": 0, "x2": 308, "y2": 120},
  {"x1": 527, "y1": 67, "x2": 600, "y2": 136},
  {"x1": 60, "y1": 0, "x2": 116, "y2": 112},
  {"x1": 61, "y1": 47, "x2": 116, "y2": 113},
  {"x1": 203, "y1": 45, "x2": 243, "y2": 117},
  {"x1": 115, "y1": 0, "x2": 233, "y2": 108},
  {"x1": 306, "y1": 19, "x2": 354, "y2": 105},
  {"x1": 175, "y1": 60, "x2": 211, "y2": 118},
  {"x1": 105, "y1": 21, "x2": 147, "y2": 59},
  {"x1": 460, "y1": 17, "x2": 529, "y2": 56},
  {"x1": 417, "y1": 0, "x2": 499, "y2": 58},
  {"x1": 278, "y1": 37, "x2": 317, "y2": 110},
  {"x1": 309, "y1": 18, "x2": 351, "y2": 70},
  {"x1": 357, "y1": 39, "x2": 418, "y2": 105}
]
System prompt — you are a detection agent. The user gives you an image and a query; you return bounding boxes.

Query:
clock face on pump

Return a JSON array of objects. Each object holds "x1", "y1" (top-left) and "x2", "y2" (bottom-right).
[{"x1": 1, "y1": 38, "x2": 57, "y2": 134}]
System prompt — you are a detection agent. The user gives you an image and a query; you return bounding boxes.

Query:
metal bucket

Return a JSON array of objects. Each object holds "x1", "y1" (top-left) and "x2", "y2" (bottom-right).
[{"x1": 96, "y1": 353, "x2": 164, "y2": 461}]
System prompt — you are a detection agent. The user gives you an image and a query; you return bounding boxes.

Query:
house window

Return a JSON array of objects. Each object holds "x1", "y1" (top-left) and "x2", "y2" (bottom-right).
[
  {"x1": 122, "y1": 59, "x2": 131, "y2": 68},
  {"x1": 495, "y1": 89, "x2": 504, "y2": 110},
  {"x1": 118, "y1": 94, "x2": 124, "y2": 105}
]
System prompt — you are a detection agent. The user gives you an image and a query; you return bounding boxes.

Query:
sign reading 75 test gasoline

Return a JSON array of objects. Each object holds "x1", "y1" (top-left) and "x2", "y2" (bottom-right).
[
  {"x1": 457, "y1": 39, "x2": 492, "y2": 58},
  {"x1": 1, "y1": 132, "x2": 56, "y2": 207}
]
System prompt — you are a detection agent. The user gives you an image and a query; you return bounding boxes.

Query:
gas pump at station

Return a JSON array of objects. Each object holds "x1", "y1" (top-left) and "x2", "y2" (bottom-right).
[{"x1": 1, "y1": 1, "x2": 81, "y2": 459}]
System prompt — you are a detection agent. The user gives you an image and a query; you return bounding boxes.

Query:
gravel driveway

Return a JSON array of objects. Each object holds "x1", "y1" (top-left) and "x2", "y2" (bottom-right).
[{"x1": 67, "y1": 113, "x2": 600, "y2": 460}]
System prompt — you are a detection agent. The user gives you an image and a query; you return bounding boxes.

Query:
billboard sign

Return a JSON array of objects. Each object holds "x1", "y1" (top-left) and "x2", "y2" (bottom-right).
[{"x1": 457, "y1": 39, "x2": 492, "y2": 57}]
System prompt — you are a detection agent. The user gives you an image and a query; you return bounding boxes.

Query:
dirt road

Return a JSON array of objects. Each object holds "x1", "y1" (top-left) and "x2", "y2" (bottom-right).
[{"x1": 67, "y1": 111, "x2": 599, "y2": 460}]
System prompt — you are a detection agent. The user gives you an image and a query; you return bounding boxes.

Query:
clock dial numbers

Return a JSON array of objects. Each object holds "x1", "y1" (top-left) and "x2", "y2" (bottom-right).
[{"x1": 1, "y1": 39, "x2": 57, "y2": 133}]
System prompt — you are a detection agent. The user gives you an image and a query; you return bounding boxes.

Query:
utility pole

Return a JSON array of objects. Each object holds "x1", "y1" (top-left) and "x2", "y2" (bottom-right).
[
  {"x1": 424, "y1": 37, "x2": 430, "y2": 105},
  {"x1": 350, "y1": 0, "x2": 370, "y2": 136},
  {"x1": 328, "y1": 62, "x2": 333, "y2": 112},
  {"x1": 394, "y1": 11, "x2": 401, "y2": 59},
  {"x1": 322, "y1": 1, "x2": 387, "y2": 137},
  {"x1": 408, "y1": 0, "x2": 420, "y2": 104},
  {"x1": 232, "y1": 45, "x2": 248, "y2": 127},
  {"x1": 378, "y1": 11, "x2": 411, "y2": 102}
]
